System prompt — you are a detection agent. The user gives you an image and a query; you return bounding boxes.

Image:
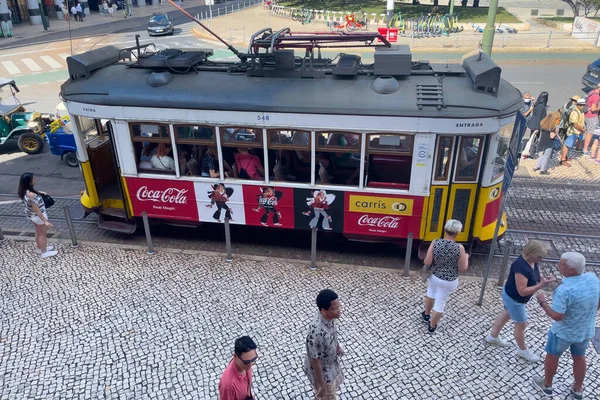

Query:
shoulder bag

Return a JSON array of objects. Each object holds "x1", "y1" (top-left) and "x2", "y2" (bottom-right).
[{"x1": 41, "y1": 193, "x2": 55, "y2": 209}]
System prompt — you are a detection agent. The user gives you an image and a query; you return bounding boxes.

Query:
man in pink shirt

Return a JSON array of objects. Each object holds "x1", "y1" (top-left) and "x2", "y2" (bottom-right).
[
  {"x1": 218, "y1": 336, "x2": 257, "y2": 400},
  {"x1": 583, "y1": 83, "x2": 600, "y2": 155}
]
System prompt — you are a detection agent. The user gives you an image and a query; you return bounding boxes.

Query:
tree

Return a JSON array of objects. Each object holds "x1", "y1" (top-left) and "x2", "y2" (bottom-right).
[{"x1": 561, "y1": 0, "x2": 600, "y2": 17}]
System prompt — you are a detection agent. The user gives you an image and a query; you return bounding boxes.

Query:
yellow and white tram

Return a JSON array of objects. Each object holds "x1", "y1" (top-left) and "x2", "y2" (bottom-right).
[{"x1": 59, "y1": 31, "x2": 523, "y2": 249}]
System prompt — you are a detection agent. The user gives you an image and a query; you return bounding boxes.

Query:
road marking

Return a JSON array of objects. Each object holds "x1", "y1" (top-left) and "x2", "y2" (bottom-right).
[
  {"x1": 41, "y1": 55, "x2": 63, "y2": 69},
  {"x1": 1, "y1": 61, "x2": 21, "y2": 75},
  {"x1": 58, "y1": 53, "x2": 71, "y2": 60},
  {"x1": 22, "y1": 58, "x2": 42, "y2": 72},
  {"x1": 511, "y1": 82, "x2": 544, "y2": 85}
]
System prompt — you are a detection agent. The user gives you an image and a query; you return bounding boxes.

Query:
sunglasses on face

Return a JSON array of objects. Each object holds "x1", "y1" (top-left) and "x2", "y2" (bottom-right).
[{"x1": 239, "y1": 355, "x2": 258, "y2": 365}]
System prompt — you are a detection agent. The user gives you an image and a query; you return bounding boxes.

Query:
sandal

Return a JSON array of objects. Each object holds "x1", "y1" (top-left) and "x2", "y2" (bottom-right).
[{"x1": 559, "y1": 160, "x2": 571, "y2": 167}]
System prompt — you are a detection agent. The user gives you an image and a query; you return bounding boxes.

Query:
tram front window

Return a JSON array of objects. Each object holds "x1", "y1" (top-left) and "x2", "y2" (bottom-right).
[
  {"x1": 365, "y1": 134, "x2": 413, "y2": 189},
  {"x1": 456, "y1": 136, "x2": 483, "y2": 181},
  {"x1": 492, "y1": 124, "x2": 513, "y2": 182},
  {"x1": 130, "y1": 123, "x2": 175, "y2": 175}
]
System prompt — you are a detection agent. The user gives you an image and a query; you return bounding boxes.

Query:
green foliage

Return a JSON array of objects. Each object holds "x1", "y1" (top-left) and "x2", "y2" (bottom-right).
[{"x1": 280, "y1": 1, "x2": 520, "y2": 23}]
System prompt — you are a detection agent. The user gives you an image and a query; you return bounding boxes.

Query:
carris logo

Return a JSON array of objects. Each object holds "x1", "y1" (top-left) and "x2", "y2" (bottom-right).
[
  {"x1": 136, "y1": 186, "x2": 188, "y2": 204},
  {"x1": 357, "y1": 215, "x2": 400, "y2": 229}
]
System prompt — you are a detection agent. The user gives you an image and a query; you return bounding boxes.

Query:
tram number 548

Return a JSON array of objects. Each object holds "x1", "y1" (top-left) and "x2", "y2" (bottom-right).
[{"x1": 257, "y1": 113, "x2": 270, "y2": 122}]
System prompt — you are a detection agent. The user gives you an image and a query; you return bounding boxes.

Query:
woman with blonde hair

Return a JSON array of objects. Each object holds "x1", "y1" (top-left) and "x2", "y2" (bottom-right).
[
  {"x1": 421, "y1": 219, "x2": 469, "y2": 334},
  {"x1": 533, "y1": 111, "x2": 561, "y2": 175},
  {"x1": 486, "y1": 240, "x2": 556, "y2": 362},
  {"x1": 151, "y1": 143, "x2": 175, "y2": 171}
]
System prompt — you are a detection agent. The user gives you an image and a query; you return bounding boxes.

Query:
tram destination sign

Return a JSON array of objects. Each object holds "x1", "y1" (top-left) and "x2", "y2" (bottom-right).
[{"x1": 503, "y1": 112, "x2": 527, "y2": 194}]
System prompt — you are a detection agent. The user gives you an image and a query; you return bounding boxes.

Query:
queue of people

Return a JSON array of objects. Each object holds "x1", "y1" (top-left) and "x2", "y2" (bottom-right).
[
  {"x1": 215, "y1": 221, "x2": 598, "y2": 400},
  {"x1": 521, "y1": 88, "x2": 600, "y2": 172}
]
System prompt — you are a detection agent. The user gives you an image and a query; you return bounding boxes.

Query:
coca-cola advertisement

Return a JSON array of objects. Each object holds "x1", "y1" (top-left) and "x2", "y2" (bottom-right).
[
  {"x1": 196, "y1": 182, "x2": 246, "y2": 225},
  {"x1": 126, "y1": 177, "x2": 199, "y2": 221},
  {"x1": 293, "y1": 189, "x2": 344, "y2": 233},
  {"x1": 343, "y1": 192, "x2": 424, "y2": 238},
  {"x1": 242, "y1": 185, "x2": 294, "y2": 229}
]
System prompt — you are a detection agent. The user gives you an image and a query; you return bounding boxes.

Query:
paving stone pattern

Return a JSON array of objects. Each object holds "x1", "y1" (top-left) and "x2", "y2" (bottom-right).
[{"x1": 1, "y1": 240, "x2": 598, "y2": 399}]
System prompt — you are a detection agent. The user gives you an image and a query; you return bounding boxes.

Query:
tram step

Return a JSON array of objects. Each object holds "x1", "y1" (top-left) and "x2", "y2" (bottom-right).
[
  {"x1": 100, "y1": 208, "x2": 127, "y2": 219},
  {"x1": 98, "y1": 213, "x2": 137, "y2": 234}
]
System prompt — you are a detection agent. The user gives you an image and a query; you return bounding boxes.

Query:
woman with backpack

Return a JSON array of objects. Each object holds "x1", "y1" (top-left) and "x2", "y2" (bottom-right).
[
  {"x1": 521, "y1": 92, "x2": 549, "y2": 159},
  {"x1": 533, "y1": 111, "x2": 560, "y2": 175}
]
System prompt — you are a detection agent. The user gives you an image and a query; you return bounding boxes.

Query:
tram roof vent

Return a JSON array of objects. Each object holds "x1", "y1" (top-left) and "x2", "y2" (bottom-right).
[
  {"x1": 461, "y1": 50, "x2": 501, "y2": 97},
  {"x1": 67, "y1": 45, "x2": 128, "y2": 81},
  {"x1": 373, "y1": 45, "x2": 412, "y2": 76}
]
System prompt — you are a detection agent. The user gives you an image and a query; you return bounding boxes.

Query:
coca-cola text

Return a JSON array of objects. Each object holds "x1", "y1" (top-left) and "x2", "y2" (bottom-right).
[
  {"x1": 357, "y1": 214, "x2": 400, "y2": 229},
  {"x1": 136, "y1": 186, "x2": 188, "y2": 204}
]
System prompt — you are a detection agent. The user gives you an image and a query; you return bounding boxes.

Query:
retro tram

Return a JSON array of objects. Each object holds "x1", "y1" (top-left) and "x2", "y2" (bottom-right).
[{"x1": 59, "y1": 29, "x2": 523, "y2": 251}]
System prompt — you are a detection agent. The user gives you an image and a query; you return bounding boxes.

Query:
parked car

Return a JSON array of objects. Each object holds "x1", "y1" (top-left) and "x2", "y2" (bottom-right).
[
  {"x1": 0, "y1": 78, "x2": 48, "y2": 154},
  {"x1": 147, "y1": 13, "x2": 174, "y2": 36},
  {"x1": 582, "y1": 56, "x2": 600, "y2": 91}
]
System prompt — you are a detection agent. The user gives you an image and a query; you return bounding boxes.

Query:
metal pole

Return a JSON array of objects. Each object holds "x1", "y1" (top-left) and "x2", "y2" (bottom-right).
[
  {"x1": 141, "y1": 211, "x2": 155, "y2": 255},
  {"x1": 481, "y1": 0, "x2": 498, "y2": 56},
  {"x1": 63, "y1": 206, "x2": 79, "y2": 248},
  {"x1": 243, "y1": 27, "x2": 245, "y2": 42},
  {"x1": 309, "y1": 228, "x2": 318, "y2": 270},
  {"x1": 546, "y1": 30, "x2": 552, "y2": 48},
  {"x1": 501, "y1": 30, "x2": 505, "y2": 48},
  {"x1": 403, "y1": 232, "x2": 413, "y2": 278},
  {"x1": 449, "y1": 0, "x2": 454, "y2": 16},
  {"x1": 224, "y1": 219, "x2": 233, "y2": 263},
  {"x1": 455, "y1": 30, "x2": 459, "y2": 48},
  {"x1": 0, "y1": 224, "x2": 4, "y2": 241},
  {"x1": 477, "y1": 194, "x2": 507, "y2": 306},
  {"x1": 497, "y1": 240, "x2": 513, "y2": 287},
  {"x1": 229, "y1": 27, "x2": 231, "y2": 39}
]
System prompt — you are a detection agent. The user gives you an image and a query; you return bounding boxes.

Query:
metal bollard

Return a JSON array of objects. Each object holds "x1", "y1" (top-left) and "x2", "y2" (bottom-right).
[
  {"x1": 141, "y1": 211, "x2": 155, "y2": 255},
  {"x1": 497, "y1": 240, "x2": 513, "y2": 287},
  {"x1": 501, "y1": 30, "x2": 506, "y2": 48},
  {"x1": 546, "y1": 31, "x2": 552, "y2": 48},
  {"x1": 217, "y1": 7, "x2": 220, "y2": 16},
  {"x1": 403, "y1": 232, "x2": 413, "y2": 278},
  {"x1": 309, "y1": 228, "x2": 318, "y2": 270},
  {"x1": 0, "y1": 224, "x2": 4, "y2": 241},
  {"x1": 243, "y1": 27, "x2": 245, "y2": 42},
  {"x1": 455, "y1": 31, "x2": 459, "y2": 48},
  {"x1": 63, "y1": 206, "x2": 79, "y2": 248},
  {"x1": 224, "y1": 218, "x2": 233, "y2": 263}
]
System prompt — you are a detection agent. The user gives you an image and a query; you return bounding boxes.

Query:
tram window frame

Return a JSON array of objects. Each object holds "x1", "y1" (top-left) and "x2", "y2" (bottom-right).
[
  {"x1": 173, "y1": 124, "x2": 216, "y2": 145},
  {"x1": 491, "y1": 124, "x2": 513, "y2": 182},
  {"x1": 366, "y1": 134, "x2": 414, "y2": 155},
  {"x1": 433, "y1": 136, "x2": 455, "y2": 182},
  {"x1": 454, "y1": 135, "x2": 484, "y2": 182},
  {"x1": 267, "y1": 129, "x2": 311, "y2": 150},
  {"x1": 315, "y1": 131, "x2": 361, "y2": 152},
  {"x1": 220, "y1": 127, "x2": 263, "y2": 148},
  {"x1": 129, "y1": 122, "x2": 176, "y2": 176}
]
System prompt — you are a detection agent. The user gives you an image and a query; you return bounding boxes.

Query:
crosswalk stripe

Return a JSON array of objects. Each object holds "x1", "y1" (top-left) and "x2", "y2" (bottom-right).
[
  {"x1": 41, "y1": 55, "x2": 63, "y2": 69},
  {"x1": 1, "y1": 61, "x2": 21, "y2": 75},
  {"x1": 22, "y1": 58, "x2": 42, "y2": 72},
  {"x1": 58, "y1": 53, "x2": 71, "y2": 60}
]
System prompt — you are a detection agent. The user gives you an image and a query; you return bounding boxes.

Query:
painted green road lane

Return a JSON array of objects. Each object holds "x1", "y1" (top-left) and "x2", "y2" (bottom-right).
[{"x1": 14, "y1": 70, "x2": 69, "y2": 86}]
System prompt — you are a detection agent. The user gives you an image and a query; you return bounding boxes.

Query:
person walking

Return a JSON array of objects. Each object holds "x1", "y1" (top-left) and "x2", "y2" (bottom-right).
[
  {"x1": 521, "y1": 91, "x2": 548, "y2": 159},
  {"x1": 75, "y1": 2, "x2": 83, "y2": 21},
  {"x1": 532, "y1": 252, "x2": 600, "y2": 399},
  {"x1": 485, "y1": 240, "x2": 555, "y2": 362},
  {"x1": 304, "y1": 289, "x2": 343, "y2": 400},
  {"x1": 18, "y1": 173, "x2": 58, "y2": 259},
  {"x1": 218, "y1": 336, "x2": 257, "y2": 400},
  {"x1": 421, "y1": 219, "x2": 469, "y2": 334},
  {"x1": 521, "y1": 91, "x2": 535, "y2": 123},
  {"x1": 558, "y1": 95, "x2": 578, "y2": 141},
  {"x1": 561, "y1": 97, "x2": 586, "y2": 167},
  {"x1": 582, "y1": 83, "x2": 600, "y2": 155},
  {"x1": 532, "y1": 111, "x2": 561, "y2": 175}
]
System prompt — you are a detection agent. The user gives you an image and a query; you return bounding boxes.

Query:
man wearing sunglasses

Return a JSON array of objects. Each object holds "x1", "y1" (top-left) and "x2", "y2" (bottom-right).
[
  {"x1": 303, "y1": 289, "x2": 344, "y2": 400},
  {"x1": 218, "y1": 336, "x2": 258, "y2": 400}
]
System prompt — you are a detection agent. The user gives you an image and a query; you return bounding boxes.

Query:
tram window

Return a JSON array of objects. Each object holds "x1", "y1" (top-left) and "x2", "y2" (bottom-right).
[
  {"x1": 365, "y1": 134, "x2": 413, "y2": 189},
  {"x1": 267, "y1": 130, "x2": 311, "y2": 184},
  {"x1": 129, "y1": 123, "x2": 175, "y2": 175},
  {"x1": 492, "y1": 124, "x2": 513, "y2": 182},
  {"x1": 74, "y1": 116, "x2": 110, "y2": 144},
  {"x1": 434, "y1": 136, "x2": 454, "y2": 181},
  {"x1": 455, "y1": 136, "x2": 483, "y2": 182},
  {"x1": 314, "y1": 132, "x2": 361, "y2": 186},
  {"x1": 220, "y1": 127, "x2": 263, "y2": 180},
  {"x1": 174, "y1": 125, "x2": 215, "y2": 144}
]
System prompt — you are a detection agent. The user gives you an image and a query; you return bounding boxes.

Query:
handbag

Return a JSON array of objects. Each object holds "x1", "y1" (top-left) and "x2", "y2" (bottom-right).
[
  {"x1": 41, "y1": 193, "x2": 55, "y2": 209},
  {"x1": 552, "y1": 137, "x2": 562, "y2": 151}
]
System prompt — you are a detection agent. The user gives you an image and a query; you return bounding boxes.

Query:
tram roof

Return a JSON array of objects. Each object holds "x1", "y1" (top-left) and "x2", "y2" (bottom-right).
[{"x1": 60, "y1": 45, "x2": 523, "y2": 119}]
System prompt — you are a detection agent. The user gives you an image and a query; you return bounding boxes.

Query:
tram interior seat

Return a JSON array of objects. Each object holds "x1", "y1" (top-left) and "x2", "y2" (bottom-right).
[{"x1": 367, "y1": 154, "x2": 412, "y2": 187}]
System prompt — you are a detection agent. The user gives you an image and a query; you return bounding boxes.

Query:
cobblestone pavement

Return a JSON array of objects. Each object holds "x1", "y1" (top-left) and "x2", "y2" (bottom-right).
[{"x1": 1, "y1": 240, "x2": 598, "y2": 399}]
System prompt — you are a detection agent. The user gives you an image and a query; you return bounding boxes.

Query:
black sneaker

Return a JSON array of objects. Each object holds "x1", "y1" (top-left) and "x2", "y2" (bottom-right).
[
  {"x1": 428, "y1": 321, "x2": 437, "y2": 334},
  {"x1": 532, "y1": 377, "x2": 553, "y2": 398},
  {"x1": 421, "y1": 312, "x2": 430, "y2": 323}
]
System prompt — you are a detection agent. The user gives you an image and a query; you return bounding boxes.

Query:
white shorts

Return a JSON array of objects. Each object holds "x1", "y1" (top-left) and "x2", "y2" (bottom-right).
[
  {"x1": 426, "y1": 274, "x2": 459, "y2": 313},
  {"x1": 29, "y1": 213, "x2": 48, "y2": 226}
]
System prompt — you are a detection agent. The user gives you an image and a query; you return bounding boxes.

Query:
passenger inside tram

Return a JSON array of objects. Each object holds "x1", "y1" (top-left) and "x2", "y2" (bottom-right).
[
  {"x1": 151, "y1": 143, "x2": 176, "y2": 171},
  {"x1": 456, "y1": 137, "x2": 481, "y2": 179},
  {"x1": 317, "y1": 132, "x2": 362, "y2": 185},
  {"x1": 233, "y1": 147, "x2": 264, "y2": 180},
  {"x1": 201, "y1": 146, "x2": 234, "y2": 178}
]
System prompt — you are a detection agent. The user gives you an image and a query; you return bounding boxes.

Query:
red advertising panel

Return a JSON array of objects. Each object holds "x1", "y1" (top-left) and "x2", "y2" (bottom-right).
[
  {"x1": 126, "y1": 177, "x2": 199, "y2": 221},
  {"x1": 242, "y1": 185, "x2": 295, "y2": 229},
  {"x1": 343, "y1": 192, "x2": 424, "y2": 239}
]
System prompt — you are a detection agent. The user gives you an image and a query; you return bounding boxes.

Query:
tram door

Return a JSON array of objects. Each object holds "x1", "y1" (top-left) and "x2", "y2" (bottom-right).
[{"x1": 424, "y1": 135, "x2": 484, "y2": 243}]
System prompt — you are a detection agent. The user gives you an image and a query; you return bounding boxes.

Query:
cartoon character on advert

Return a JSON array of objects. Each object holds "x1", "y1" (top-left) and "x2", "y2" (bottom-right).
[
  {"x1": 206, "y1": 183, "x2": 234, "y2": 222},
  {"x1": 303, "y1": 190, "x2": 335, "y2": 231},
  {"x1": 253, "y1": 187, "x2": 283, "y2": 226}
]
